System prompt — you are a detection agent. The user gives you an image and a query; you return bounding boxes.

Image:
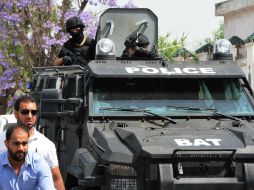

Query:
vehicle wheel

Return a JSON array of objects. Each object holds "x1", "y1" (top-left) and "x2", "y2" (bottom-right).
[
  {"x1": 244, "y1": 163, "x2": 254, "y2": 190},
  {"x1": 158, "y1": 164, "x2": 174, "y2": 190},
  {"x1": 65, "y1": 173, "x2": 78, "y2": 190}
]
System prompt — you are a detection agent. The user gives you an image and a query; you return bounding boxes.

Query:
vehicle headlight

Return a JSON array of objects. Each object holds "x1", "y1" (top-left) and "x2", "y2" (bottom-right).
[
  {"x1": 213, "y1": 39, "x2": 232, "y2": 54},
  {"x1": 95, "y1": 38, "x2": 116, "y2": 59},
  {"x1": 213, "y1": 39, "x2": 233, "y2": 61}
]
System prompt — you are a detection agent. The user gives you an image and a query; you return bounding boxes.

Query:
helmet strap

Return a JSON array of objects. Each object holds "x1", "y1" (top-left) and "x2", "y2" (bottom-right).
[{"x1": 76, "y1": 35, "x2": 87, "y2": 46}]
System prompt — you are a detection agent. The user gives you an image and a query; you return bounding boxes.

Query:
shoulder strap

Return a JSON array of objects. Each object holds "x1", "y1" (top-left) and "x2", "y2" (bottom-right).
[{"x1": 85, "y1": 37, "x2": 92, "y2": 45}]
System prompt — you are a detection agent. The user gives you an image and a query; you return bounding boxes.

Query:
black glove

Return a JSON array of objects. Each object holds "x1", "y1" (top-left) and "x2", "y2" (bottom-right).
[
  {"x1": 135, "y1": 47, "x2": 154, "y2": 58},
  {"x1": 62, "y1": 56, "x2": 72, "y2": 65}
]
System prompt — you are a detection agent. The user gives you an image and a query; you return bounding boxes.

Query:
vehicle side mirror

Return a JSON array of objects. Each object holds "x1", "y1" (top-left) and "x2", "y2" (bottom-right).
[{"x1": 40, "y1": 89, "x2": 63, "y2": 119}]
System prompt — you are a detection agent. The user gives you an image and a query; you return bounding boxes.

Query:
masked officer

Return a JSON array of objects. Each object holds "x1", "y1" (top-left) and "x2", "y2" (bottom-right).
[
  {"x1": 121, "y1": 33, "x2": 157, "y2": 59},
  {"x1": 54, "y1": 16, "x2": 96, "y2": 66}
]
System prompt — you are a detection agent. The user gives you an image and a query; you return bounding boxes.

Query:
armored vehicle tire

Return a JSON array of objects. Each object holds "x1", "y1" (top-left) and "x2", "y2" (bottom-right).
[
  {"x1": 245, "y1": 164, "x2": 254, "y2": 190},
  {"x1": 66, "y1": 175, "x2": 101, "y2": 190},
  {"x1": 65, "y1": 174, "x2": 79, "y2": 190}
]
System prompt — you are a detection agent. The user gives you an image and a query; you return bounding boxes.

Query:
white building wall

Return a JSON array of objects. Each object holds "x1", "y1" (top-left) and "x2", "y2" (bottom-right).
[
  {"x1": 215, "y1": 0, "x2": 254, "y2": 89},
  {"x1": 224, "y1": 9, "x2": 254, "y2": 39},
  {"x1": 246, "y1": 42, "x2": 254, "y2": 87},
  {"x1": 216, "y1": 0, "x2": 254, "y2": 39}
]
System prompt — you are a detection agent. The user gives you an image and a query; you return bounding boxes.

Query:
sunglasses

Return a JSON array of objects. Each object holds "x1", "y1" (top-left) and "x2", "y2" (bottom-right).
[
  {"x1": 19, "y1": 109, "x2": 38, "y2": 116},
  {"x1": 12, "y1": 141, "x2": 28, "y2": 146}
]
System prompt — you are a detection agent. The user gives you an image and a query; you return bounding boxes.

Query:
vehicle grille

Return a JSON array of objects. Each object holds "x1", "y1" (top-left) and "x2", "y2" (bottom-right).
[
  {"x1": 108, "y1": 178, "x2": 137, "y2": 190},
  {"x1": 104, "y1": 165, "x2": 137, "y2": 190}
]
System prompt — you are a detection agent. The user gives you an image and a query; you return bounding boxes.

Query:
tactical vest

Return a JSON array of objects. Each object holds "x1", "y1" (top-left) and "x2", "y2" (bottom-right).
[
  {"x1": 73, "y1": 38, "x2": 92, "y2": 63},
  {"x1": 63, "y1": 38, "x2": 92, "y2": 65}
]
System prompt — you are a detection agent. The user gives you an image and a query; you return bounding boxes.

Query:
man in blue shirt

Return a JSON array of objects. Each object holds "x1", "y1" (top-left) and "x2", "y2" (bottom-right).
[
  {"x1": 0, "y1": 125, "x2": 54, "y2": 190},
  {"x1": 0, "y1": 95, "x2": 65, "y2": 190}
]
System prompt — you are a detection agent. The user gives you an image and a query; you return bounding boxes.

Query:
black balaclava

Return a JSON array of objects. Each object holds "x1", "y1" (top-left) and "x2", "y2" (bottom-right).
[{"x1": 69, "y1": 27, "x2": 84, "y2": 44}]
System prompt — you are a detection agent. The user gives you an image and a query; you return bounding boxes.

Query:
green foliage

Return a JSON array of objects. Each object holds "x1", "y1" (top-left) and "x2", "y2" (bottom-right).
[
  {"x1": 157, "y1": 33, "x2": 187, "y2": 61},
  {"x1": 213, "y1": 22, "x2": 224, "y2": 41},
  {"x1": 201, "y1": 22, "x2": 224, "y2": 46},
  {"x1": 157, "y1": 33, "x2": 198, "y2": 61}
]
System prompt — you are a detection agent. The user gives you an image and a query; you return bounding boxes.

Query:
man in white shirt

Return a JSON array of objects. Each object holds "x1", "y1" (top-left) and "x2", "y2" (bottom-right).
[{"x1": 0, "y1": 95, "x2": 65, "y2": 190}]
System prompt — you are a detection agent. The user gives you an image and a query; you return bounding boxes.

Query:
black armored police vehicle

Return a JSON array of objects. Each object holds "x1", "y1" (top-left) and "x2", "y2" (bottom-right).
[{"x1": 30, "y1": 8, "x2": 254, "y2": 190}]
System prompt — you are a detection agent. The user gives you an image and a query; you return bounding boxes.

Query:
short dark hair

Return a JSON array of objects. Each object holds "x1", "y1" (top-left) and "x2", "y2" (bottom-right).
[
  {"x1": 6, "y1": 125, "x2": 29, "y2": 141},
  {"x1": 14, "y1": 95, "x2": 37, "y2": 111}
]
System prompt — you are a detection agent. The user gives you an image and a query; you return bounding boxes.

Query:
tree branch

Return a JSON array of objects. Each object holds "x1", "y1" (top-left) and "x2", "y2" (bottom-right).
[{"x1": 79, "y1": 0, "x2": 88, "y2": 13}]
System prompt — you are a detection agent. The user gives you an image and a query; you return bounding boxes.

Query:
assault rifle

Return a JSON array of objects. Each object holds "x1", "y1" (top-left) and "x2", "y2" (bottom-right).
[{"x1": 61, "y1": 47, "x2": 86, "y2": 66}]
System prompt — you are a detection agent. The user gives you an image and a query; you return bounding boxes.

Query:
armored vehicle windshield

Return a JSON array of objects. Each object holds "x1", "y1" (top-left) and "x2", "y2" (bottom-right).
[
  {"x1": 88, "y1": 61, "x2": 254, "y2": 117},
  {"x1": 92, "y1": 77, "x2": 254, "y2": 116}
]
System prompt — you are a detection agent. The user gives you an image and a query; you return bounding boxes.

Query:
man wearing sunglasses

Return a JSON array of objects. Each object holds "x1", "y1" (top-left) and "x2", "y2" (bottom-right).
[
  {"x1": 0, "y1": 95, "x2": 65, "y2": 190},
  {"x1": 0, "y1": 125, "x2": 55, "y2": 189}
]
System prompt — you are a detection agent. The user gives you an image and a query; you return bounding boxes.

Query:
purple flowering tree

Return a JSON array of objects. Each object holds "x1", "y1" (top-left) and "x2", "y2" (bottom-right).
[{"x1": 0, "y1": 0, "x2": 136, "y2": 114}]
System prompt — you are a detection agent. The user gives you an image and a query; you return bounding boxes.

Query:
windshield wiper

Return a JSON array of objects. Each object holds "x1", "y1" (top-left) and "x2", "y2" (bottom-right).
[
  {"x1": 100, "y1": 107, "x2": 177, "y2": 124},
  {"x1": 166, "y1": 105, "x2": 241, "y2": 122},
  {"x1": 211, "y1": 112, "x2": 241, "y2": 122},
  {"x1": 166, "y1": 106, "x2": 217, "y2": 112}
]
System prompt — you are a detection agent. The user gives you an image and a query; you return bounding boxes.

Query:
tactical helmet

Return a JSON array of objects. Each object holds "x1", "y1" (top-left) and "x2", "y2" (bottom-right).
[
  {"x1": 66, "y1": 16, "x2": 85, "y2": 33},
  {"x1": 135, "y1": 34, "x2": 149, "y2": 47},
  {"x1": 124, "y1": 33, "x2": 150, "y2": 48}
]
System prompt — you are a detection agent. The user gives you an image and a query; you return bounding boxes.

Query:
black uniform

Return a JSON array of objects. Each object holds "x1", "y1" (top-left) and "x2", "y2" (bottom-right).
[
  {"x1": 58, "y1": 16, "x2": 96, "y2": 66},
  {"x1": 58, "y1": 37, "x2": 96, "y2": 66},
  {"x1": 121, "y1": 33, "x2": 158, "y2": 59}
]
